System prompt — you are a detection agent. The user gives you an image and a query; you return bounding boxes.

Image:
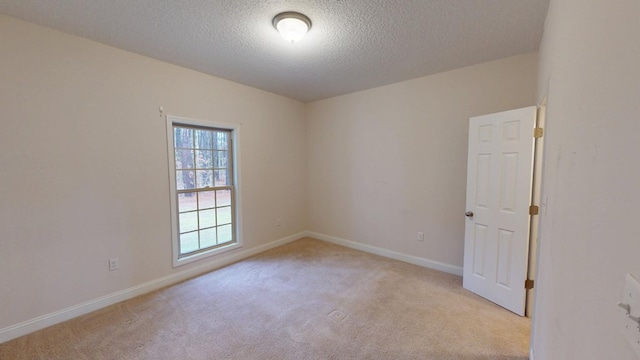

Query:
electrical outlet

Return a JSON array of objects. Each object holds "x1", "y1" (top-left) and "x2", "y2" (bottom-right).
[
  {"x1": 620, "y1": 273, "x2": 640, "y2": 357},
  {"x1": 109, "y1": 258, "x2": 119, "y2": 271},
  {"x1": 417, "y1": 232, "x2": 424, "y2": 241},
  {"x1": 276, "y1": 218, "x2": 281, "y2": 227}
]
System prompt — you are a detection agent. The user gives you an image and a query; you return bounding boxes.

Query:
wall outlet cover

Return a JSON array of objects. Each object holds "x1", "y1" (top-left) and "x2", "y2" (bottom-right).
[{"x1": 109, "y1": 258, "x2": 119, "y2": 271}]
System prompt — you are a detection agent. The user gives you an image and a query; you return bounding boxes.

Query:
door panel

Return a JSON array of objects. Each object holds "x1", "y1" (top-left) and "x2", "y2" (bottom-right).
[
  {"x1": 476, "y1": 154, "x2": 491, "y2": 208},
  {"x1": 463, "y1": 106, "x2": 536, "y2": 316},
  {"x1": 497, "y1": 229, "x2": 513, "y2": 288},
  {"x1": 473, "y1": 224, "x2": 487, "y2": 278}
]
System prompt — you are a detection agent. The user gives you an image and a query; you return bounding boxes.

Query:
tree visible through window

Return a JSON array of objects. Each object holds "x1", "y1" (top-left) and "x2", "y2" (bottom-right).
[{"x1": 169, "y1": 121, "x2": 237, "y2": 259}]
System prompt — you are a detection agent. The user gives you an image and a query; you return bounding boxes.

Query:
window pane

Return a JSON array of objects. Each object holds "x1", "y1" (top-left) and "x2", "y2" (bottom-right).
[
  {"x1": 216, "y1": 189, "x2": 231, "y2": 207},
  {"x1": 175, "y1": 150, "x2": 194, "y2": 170},
  {"x1": 180, "y1": 231, "x2": 199, "y2": 254},
  {"x1": 194, "y1": 129, "x2": 212, "y2": 149},
  {"x1": 216, "y1": 206, "x2": 232, "y2": 225},
  {"x1": 179, "y1": 212, "x2": 198, "y2": 233},
  {"x1": 218, "y1": 224, "x2": 233, "y2": 244},
  {"x1": 214, "y1": 170, "x2": 229, "y2": 186},
  {"x1": 178, "y1": 193, "x2": 197, "y2": 212},
  {"x1": 199, "y1": 209, "x2": 216, "y2": 228},
  {"x1": 200, "y1": 228, "x2": 217, "y2": 248},
  {"x1": 171, "y1": 123, "x2": 236, "y2": 260},
  {"x1": 214, "y1": 132, "x2": 228, "y2": 150},
  {"x1": 196, "y1": 170, "x2": 214, "y2": 188},
  {"x1": 176, "y1": 170, "x2": 196, "y2": 190},
  {"x1": 174, "y1": 127, "x2": 193, "y2": 149},
  {"x1": 214, "y1": 151, "x2": 228, "y2": 168},
  {"x1": 198, "y1": 191, "x2": 215, "y2": 209},
  {"x1": 196, "y1": 150, "x2": 213, "y2": 169}
]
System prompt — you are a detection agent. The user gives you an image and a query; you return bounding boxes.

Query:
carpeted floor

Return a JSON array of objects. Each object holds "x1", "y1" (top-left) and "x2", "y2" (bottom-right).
[{"x1": 0, "y1": 238, "x2": 530, "y2": 360}]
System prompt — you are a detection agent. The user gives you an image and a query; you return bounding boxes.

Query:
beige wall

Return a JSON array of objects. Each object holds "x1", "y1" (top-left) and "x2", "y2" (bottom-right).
[
  {"x1": 306, "y1": 53, "x2": 538, "y2": 269},
  {"x1": 532, "y1": 0, "x2": 640, "y2": 358},
  {"x1": 0, "y1": 15, "x2": 307, "y2": 331}
]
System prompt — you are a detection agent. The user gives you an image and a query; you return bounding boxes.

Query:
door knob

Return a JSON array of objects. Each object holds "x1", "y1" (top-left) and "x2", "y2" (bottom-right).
[{"x1": 465, "y1": 211, "x2": 474, "y2": 218}]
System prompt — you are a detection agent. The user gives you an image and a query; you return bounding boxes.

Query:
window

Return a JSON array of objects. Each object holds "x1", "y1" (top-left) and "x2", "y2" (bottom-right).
[{"x1": 166, "y1": 116, "x2": 241, "y2": 266}]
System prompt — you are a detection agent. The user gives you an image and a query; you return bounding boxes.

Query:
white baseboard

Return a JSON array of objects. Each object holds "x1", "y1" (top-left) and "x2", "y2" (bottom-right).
[
  {"x1": 0, "y1": 231, "x2": 306, "y2": 344},
  {"x1": 1, "y1": 231, "x2": 462, "y2": 343},
  {"x1": 305, "y1": 231, "x2": 463, "y2": 276},
  {"x1": 530, "y1": 348, "x2": 534, "y2": 360}
]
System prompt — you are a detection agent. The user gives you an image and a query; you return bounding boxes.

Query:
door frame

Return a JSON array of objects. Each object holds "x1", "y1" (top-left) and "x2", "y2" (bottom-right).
[{"x1": 526, "y1": 102, "x2": 546, "y2": 317}]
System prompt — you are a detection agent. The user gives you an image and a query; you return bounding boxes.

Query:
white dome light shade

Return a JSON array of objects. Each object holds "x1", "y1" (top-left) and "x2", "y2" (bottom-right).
[
  {"x1": 276, "y1": 18, "x2": 308, "y2": 43},
  {"x1": 273, "y1": 12, "x2": 311, "y2": 43}
]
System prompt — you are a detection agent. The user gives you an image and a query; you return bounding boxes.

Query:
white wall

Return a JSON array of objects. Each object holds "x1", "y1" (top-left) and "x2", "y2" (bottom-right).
[
  {"x1": 0, "y1": 15, "x2": 307, "y2": 333},
  {"x1": 306, "y1": 53, "x2": 537, "y2": 269},
  {"x1": 532, "y1": 0, "x2": 640, "y2": 358}
]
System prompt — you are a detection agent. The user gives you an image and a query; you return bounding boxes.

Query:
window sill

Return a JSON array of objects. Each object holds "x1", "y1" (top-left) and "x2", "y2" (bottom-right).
[{"x1": 173, "y1": 242, "x2": 243, "y2": 268}]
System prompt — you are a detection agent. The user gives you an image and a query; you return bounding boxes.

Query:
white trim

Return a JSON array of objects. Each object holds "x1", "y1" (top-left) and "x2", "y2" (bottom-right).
[
  {"x1": 165, "y1": 115, "x2": 243, "y2": 268},
  {"x1": 306, "y1": 231, "x2": 463, "y2": 276},
  {"x1": 0, "y1": 231, "x2": 306, "y2": 344},
  {"x1": 529, "y1": 348, "x2": 534, "y2": 360}
]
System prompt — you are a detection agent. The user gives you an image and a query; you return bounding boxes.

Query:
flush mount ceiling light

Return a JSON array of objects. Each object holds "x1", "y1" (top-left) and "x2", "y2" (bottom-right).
[{"x1": 273, "y1": 11, "x2": 312, "y2": 43}]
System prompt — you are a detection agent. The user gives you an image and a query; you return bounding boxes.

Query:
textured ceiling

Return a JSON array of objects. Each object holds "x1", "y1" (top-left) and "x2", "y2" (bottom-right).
[{"x1": 0, "y1": 1, "x2": 549, "y2": 102}]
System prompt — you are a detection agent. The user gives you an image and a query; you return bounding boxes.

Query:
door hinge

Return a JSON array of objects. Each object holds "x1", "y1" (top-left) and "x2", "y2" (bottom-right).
[
  {"x1": 529, "y1": 205, "x2": 539, "y2": 215},
  {"x1": 525, "y1": 279, "x2": 535, "y2": 290},
  {"x1": 533, "y1": 127, "x2": 544, "y2": 138}
]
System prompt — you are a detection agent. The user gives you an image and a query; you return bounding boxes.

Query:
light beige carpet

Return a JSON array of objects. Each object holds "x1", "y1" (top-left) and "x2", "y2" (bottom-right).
[{"x1": 0, "y1": 238, "x2": 530, "y2": 360}]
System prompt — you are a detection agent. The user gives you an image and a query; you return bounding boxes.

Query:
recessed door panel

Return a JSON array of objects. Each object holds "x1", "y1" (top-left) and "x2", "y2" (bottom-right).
[
  {"x1": 497, "y1": 229, "x2": 514, "y2": 288},
  {"x1": 479, "y1": 124, "x2": 493, "y2": 143},
  {"x1": 473, "y1": 224, "x2": 488, "y2": 278},
  {"x1": 476, "y1": 154, "x2": 491, "y2": 209},
  {"x1": 503, "y1": 120, "x2": 520, "y2": 141},
  {"x1": 500, "y1": 153, "x2": 519, "y2": 213}
]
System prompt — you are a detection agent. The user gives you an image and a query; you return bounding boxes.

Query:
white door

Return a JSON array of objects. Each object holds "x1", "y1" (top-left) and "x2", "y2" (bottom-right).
[{"x1": 463, "y1": 106, "x2": 537, "y2": 316}]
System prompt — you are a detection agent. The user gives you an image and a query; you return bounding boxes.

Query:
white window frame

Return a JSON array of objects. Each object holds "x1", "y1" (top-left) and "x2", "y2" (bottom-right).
[{"x1": 166, "y1": 115, "x2": 242, "y2": 267}]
